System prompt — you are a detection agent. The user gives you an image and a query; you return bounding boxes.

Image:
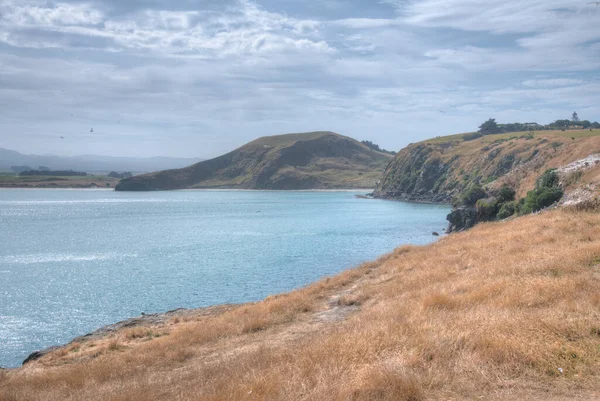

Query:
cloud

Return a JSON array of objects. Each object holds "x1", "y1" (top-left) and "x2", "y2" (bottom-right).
[
  {"x1": 1, "y1": 1, "x2": 104, "y2": 27},
  {"x1": 0, "y1": 0, "x2": 599, "y2": 157},
  {"x1": 522, "y1": 78, "x2": 584, "y2": 88},
  {"x1": 0, "y1": 0, "x2": 332, "y2": 57},
  {"x1": 330, "y1": 18, "x2": 398, "y2": 29}
]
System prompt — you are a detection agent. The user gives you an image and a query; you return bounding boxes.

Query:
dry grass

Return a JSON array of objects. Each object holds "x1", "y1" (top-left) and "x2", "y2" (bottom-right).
[{"x1": 2, "y1": 210, "x2": 600, "y2": 400}]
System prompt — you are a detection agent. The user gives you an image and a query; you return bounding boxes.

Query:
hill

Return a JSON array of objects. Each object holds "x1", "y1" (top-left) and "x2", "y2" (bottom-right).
[
  {"x1": 2, "y1": 208, "x2": 599, "y2": 400},
  {"x1": 115, "y1": 132, "x2": 393, "y2": 191},
  {"x1": 373, "y1": 129, "x2": 600, "y2": 205},
  {"x1": 0, "y1": 148, "x2": 201, "y2": 174}
]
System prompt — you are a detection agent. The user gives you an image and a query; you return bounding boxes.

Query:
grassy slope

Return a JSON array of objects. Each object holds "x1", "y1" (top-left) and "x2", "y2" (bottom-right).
[
  {"x1": 2, "y1": 209, "x2": 599, "y2": 400},
  {"x1": 374, "y1": 129, "x2": 600, "y2": 202},
  {"x1": 0, "y1": 174, "x2": 120, "y2": 188},
  {"x1": 116, "y1": 132, "x2": 392, "y2": 191}
]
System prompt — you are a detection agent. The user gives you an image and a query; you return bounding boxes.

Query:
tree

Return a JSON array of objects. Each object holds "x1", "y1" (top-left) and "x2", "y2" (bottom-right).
[
  {"x1": 580, "y1": 120, "x2": 592, "y2": 129},
  {"x1": 552, "y1": 119, "x2": 570, "y2": 128},
  {"x1": 478, "y1": 118, "x2": 501, "y2": 135},
  {"x1": 361, "y1": 140, "x2": 381, "y2": 152},
  {"x1": 572, "y1": 111, "x2": 580, "y2": 122}
]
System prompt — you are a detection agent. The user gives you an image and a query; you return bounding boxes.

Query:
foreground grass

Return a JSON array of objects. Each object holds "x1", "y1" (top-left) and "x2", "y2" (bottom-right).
[{"x1": 2, "y1": 210, "x2": 600, "y2": 400}]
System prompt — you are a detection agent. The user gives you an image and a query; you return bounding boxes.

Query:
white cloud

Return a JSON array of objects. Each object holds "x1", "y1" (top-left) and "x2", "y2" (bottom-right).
[
  {"x1": 0, "y1": 1, "x2": 104, "y2": 27},
  {"x1": 0, "y1": 0, "x2": 332, "y2": 57},
  {"x1": 330, "y1": 18, "x2": 398, "y2": 29},
  {"x1": 522, "y1": 78, "x2": 584, "y2": 88}
]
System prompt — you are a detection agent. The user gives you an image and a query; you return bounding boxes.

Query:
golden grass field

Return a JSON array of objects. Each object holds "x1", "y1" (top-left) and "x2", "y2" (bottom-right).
[{"x1": 1, "y1": 208, "x2": 600, "y2": 400}]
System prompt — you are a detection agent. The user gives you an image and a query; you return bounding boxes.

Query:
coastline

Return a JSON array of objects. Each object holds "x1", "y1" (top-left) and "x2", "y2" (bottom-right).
[
  {"x1": 5, "y1": 209, "x2": 599, "y2": 400},
  {"x1": 0, "y1": 187, "x2": 375, "y2": 192},
  {"x1": 13, "y1": 230, "x2": 446, "y2": 369},
  {"x1": 18, "y1": 305, "x2": 240, "y2": 367},
  {"x1": 0, "y1": 190, "x2": 450, "y2": 369}
]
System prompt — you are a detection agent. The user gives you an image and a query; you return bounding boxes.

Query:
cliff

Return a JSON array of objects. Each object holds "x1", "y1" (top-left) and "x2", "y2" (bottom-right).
[{"x1": 374, "y1": 129, "x2": 600, "y2": 204}]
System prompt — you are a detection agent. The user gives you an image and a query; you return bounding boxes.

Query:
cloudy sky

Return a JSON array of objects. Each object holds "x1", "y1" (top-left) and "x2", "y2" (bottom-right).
[{"x1": 1, "y1": 0, "x2": 599, "y2": 158}]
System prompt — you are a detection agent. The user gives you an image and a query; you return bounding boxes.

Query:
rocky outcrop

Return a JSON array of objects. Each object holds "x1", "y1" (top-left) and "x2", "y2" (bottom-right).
[
  {"x1": 21, "y1": 306, "x2": 236, "y2": 366},
  {"x1": 23, "y1": 346, "x2": 62, "y2": 365},
  {"x1": 446, "y1": 207, "x2": 478, "y2": 233}
]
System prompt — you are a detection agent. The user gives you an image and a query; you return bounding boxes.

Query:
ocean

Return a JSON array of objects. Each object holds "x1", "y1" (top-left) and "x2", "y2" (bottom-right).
[{"x1": 0, "y1": 189, "x2": 450, "y2": 367}]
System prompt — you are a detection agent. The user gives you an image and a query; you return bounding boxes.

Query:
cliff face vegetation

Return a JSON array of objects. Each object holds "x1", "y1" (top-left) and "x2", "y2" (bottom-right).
[
  {"x1": 115, "y1": 132, "x2": 392, "y2": 191},
  {"x1": 2, "y1": 209, "x2": 600, "y2": 400},
  {"x1": 373, "y1": 129, "x2": 600, "y2": 204}
]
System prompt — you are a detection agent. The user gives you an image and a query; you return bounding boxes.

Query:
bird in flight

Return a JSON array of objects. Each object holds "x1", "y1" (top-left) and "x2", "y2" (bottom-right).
[
  {"x1": 90, "y1": 128, "x2": 94, "y2": 133},
  {"x1": 437, "y1": 109, "x2": 446, "y2": 114},
  {"x1": 60, "y1": 136, "x2": 64, "y2": 139}
]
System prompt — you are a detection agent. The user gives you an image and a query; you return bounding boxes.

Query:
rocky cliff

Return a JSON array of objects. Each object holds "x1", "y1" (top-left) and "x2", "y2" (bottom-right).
[
  {"x1": 374, "y1": 129, "x2": 600, "y2": 204},
  {"x1": 374, "y1": 129, "x2": 600, "y2": 231}
]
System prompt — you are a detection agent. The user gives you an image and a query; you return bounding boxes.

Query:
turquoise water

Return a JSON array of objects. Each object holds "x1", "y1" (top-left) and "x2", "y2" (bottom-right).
[{"x1": 0, "y1": 189, "x2": 449, "y2": 368}]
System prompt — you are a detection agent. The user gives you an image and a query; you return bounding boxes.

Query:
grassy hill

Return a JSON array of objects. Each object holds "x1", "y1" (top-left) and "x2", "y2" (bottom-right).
[
  {"x1": 373, "y1": 129, "x2": 600, "y2": 204},
  {"x1": 115, "y1": 132, "x2": 392, "y2": 191},
  {"x1": 2, "y1": 208, "x2": 599, "y2": 400}
]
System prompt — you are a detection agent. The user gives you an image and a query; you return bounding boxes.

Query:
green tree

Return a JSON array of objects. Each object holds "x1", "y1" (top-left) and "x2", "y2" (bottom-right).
[
  {"x1": 520, "y1": 169, "x2": 563, "y2": 214},
  {"x1": 478, "y1": 118, "x2": 501, "y2": 135},
  {"x1": 552, "y1": 119, "x2": 570, "y2": 128}
]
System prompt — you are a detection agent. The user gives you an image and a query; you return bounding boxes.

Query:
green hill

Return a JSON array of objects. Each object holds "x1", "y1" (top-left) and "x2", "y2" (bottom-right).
[{"x1": 115, "y1": 132, "x2": 393, "y2": 191}]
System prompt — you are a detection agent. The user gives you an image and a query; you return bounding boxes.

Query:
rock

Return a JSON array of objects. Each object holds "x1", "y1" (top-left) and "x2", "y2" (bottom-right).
[
  {"x1": 432, "y1": 232, "x2": 440, "y2": 236},
  {"x1": 23, "y1": 346, "x2": 62, "y2": 365},
  {"x1": 446, "y1": 207, "x2": 477, "y2": 233}
]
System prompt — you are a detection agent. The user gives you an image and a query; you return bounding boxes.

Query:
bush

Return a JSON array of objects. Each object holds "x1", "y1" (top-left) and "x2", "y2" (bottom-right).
[
  {"x1": 497, "y1": 201, "x2": 516, "y2": 219},
  {"x1": 463, "y1": 132, "x2": 483, "y2": 141},
  {"x1": 453, "y1": 183, "x2": 487, "y2": 207},
  {"x1": 537, "y1": 169, "x2": 560, "y2": 188},
  {"x1": 476, "y1": 198, "x2": 498, "y2": 221},
  {"x1": 536, "y1": 187, "x2": 564, "y2": 208},
  {"x1": 519, "y1": 170, "x2": 563, "y2": 214},
  {"x1": 497, "y1": 185, "x2": 516, "y2": 203}
]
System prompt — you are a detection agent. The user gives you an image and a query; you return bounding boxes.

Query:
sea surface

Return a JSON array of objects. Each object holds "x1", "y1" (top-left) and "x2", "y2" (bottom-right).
[{"x1": 0, "y1": 189, "x2": 450, "y2": 368}]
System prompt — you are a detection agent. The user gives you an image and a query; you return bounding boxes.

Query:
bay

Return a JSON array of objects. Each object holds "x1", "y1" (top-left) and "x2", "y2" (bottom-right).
[{"x1": 0, "y1": 189, "x2": 450, "y2": 367}]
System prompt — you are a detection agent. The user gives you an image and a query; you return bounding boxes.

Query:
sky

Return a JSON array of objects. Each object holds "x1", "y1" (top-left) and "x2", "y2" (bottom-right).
[{"x1": 0, "y1": 0, "x2": 599, "y2": 158}]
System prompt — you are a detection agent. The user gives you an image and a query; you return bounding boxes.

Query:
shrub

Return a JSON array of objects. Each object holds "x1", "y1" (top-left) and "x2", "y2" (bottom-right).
[
  {"x1": 497, "y1": 185, "x2": 516, "y2": 203},
  {"x1": 497, "y1": 201, "x2": 516, "y2": 219},
  {"x1": 520, "y1": 133, "x2": 535, "y2": 140},
  {"x1": 463, "y1": 132, "x2": 483, "y2": 141},
  {"x1": 537, "y1": 169, "x2": 560, "y2": 188},
  {"x1": 519, "y1": 170, "x2": 563, "y2": 214},
  {"x1": 535, "y1": 187, "x2": 563, "y2": 209},
  {"x1": 453, "y1": 183, "x2": 487, "y2": 207},
  {"x1": 484, "y1": 175, "x2": 498, "y2": 184},
  {"x1": 476, "y1": 198, "x2": 498, "y2": 221}
]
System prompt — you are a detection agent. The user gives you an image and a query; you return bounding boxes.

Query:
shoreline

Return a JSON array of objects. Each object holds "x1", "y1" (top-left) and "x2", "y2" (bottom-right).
[
  {"x1": 0, "y1": 187, "x2": 375, "y2": 193},
  {"x1": 10, "y1": 233, "x2": 448, "y2": 369},
  {"x1": 17, "y1": 305, "x2": 240, "y2": 368},
  {"x1": 0, "y1": 189, "x2": 448, "y2": 369}
]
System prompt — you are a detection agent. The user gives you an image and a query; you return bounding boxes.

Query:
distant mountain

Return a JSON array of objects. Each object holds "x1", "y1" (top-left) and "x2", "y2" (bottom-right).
[
  {"x1": 116, "y1": 131, "x2": 393, "y2": 191},
  {"x1": 0, "y1": 148, "x2": 202, "y2": 174}
]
